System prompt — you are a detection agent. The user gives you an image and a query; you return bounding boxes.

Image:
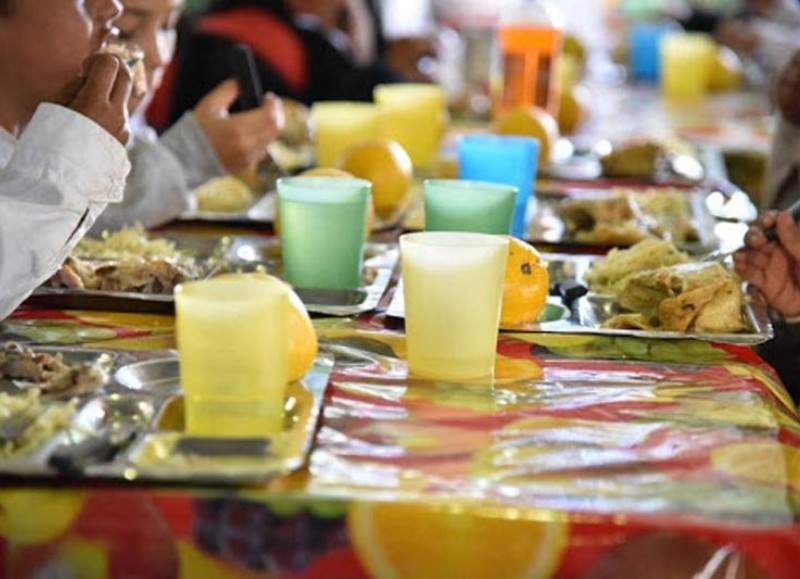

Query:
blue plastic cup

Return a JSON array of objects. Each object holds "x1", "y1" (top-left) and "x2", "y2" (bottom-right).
[
  {"x1": 628, "y1": 22, "x2": 676, "y2": 82},
  {"x1": 457, "y1": 134, "x2": 539, "y2": 238}
]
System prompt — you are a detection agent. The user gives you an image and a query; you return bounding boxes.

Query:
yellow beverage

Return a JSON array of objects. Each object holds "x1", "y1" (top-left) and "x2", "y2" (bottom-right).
[
  {"x1": 400, "y1": 232, "x2": 509, "y2": 381},
  {"x1": 374, "y1": 84, "x2": 446, "y2": 171},
  {"x1": 660, "y1": 33, "x2": 715, "y2": 100},
  {"x1": 311, "y1": 102, "x2": 380, "y2": 167},
  {"x1": 175, "y1": 276, "x2": 289, "y2": 437}
]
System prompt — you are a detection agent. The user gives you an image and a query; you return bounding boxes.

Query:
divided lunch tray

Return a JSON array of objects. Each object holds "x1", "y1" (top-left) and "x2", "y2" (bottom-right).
[
  {"x1": 0, "y1": 346, "x2": 333, "y2": 484},
  {"x1": 29, "y1": 234, "x2": 398, "y2": 317},
  {"x1": 386, "y1": 253, "x2": 773, "y2": 345}
]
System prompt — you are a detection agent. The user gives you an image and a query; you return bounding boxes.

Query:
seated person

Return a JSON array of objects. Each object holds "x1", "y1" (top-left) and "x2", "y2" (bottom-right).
[
  {"x1": 734, "y1": 209, "x2": 800, "y2": 401},
  {"x1": 159, "y1": 0, "x2": 405, "y2": 125},
  {"x1": 0, "y1": 0, "x2": 132, "y2": 318},
  {"x1": 93, "y1": 0, "x2": 284, "y2": 231}
]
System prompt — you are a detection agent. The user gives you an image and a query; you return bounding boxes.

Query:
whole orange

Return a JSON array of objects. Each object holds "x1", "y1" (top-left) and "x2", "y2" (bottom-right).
[
  {"x1": 210, "y1": 272, "x2": 318, "y2": 381},
  {"x1": 274, "y1": 168, "x2": 375, "y2": 238},
  {"x1": 500, "y1": 238, "x2": 549, "y2": 326},
  {"x1": 337, "y1": 139, "x2": 413, "y2": 221},
  {"x1": 495, "y1": 106, "x2": 560, "y2": 166}
]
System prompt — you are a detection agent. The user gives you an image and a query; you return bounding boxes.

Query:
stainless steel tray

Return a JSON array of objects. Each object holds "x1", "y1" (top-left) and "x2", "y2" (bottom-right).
[
  {"x1": 527, "y1": 187, "x2": 719, "y2": 254},
  {"x1": 386, "y1": 253, "x2": 773, "y2": 344},
  {"x1": 0, "y1": 346, "x2": 333, "y2": 484},
  {"x1": 178, "y1": 192, "x2": 275, "y2": 224},
  {"x1": 28, "y1": 234, "x2": 398, "y2": 317}
]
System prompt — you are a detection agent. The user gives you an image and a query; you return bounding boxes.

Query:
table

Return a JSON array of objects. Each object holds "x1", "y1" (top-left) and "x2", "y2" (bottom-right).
[
  {"x1": 1, "y1": 83, "x2": 797, "y2": 578},
  {"x1": 1, "y1": 292, "x2": 798, "y2": 577}
]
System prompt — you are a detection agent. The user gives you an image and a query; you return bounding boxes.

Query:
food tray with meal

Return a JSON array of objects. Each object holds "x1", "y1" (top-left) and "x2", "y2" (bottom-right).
[
  {"x1": 28, "y1": 227, "x2": 398, "y2": 317},
  {"x1": 0, "y1": 342, "x2": 333, "y2": 484},
  {"x1": 527, "y1": 186, "x2": 719, "y2": 253},
  {"x1": 541, "y1": 241, "x2": 771, "y2": 344},
  {"x1": 387, "y1": 242, "x2": 772, "y2": 344}
]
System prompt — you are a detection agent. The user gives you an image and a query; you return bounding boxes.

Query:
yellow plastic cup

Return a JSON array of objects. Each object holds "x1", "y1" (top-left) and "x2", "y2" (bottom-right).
[
  {"x1": 660, "y1": 33, "x2": 715, "y2": 100},
  {"x1": 374, "y1": 83, "x2": 447, "y2": 171},
  {"x1": 311, "y1": 101, "x2": 380, "y2": 167},
  {"x1": 175, "y1": 275, "x2": 289, "y2": 437},
  {"x1": 400, "y1": 231, "x2": 509, "y2": 381}
]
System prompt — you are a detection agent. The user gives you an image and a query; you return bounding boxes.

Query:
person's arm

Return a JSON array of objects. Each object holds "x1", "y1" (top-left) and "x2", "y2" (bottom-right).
[
  {"x1": 0, "y1": 104, "x2": 130, "y2": 317},
  {"x1": 91, "y1": 122, "x2": 193, "y2": 232}
]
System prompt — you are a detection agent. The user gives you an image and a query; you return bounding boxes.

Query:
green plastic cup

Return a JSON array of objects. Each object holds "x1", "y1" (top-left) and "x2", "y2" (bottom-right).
[
  {"x1": 424, "y1": 179, "x2": 517, "y2": 234},
  {"x1": 277, "y1": 176, "x2": 371, "y2": 289}
]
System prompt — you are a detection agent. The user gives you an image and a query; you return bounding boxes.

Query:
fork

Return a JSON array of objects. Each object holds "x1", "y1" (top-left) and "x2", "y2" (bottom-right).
[
  {"x1": 702, "y1": 198, "x2": 800, "y2": 263},
  {"x1": 0, "y1": 405, "x2": 41, "y2": 441}
]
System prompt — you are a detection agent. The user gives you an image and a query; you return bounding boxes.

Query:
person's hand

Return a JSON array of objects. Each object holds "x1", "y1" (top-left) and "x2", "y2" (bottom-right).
[
  {"x1": 57, "y1": 53, "x2": 133, "y2": 145},
  {"x1": 193, "y1": 79, "x2": 285, "y2": 174},
  {"x1": 715, "y1": 20, "x2": 759, "y2": 55},
  {"x1": 733, "y1": 210, "x2": 800, "y2": 316},
  {"x1": 776, "y1": 50, "x2": 800, "y2": 124},
  {"x1": 384, "y1": 37, "x2": 438, "y2": 83}
]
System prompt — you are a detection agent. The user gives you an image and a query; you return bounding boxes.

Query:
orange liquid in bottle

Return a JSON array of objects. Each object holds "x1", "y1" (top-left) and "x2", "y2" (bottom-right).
[{"x1": 494, "y1": 24, "x2": 563, "y2": 118}]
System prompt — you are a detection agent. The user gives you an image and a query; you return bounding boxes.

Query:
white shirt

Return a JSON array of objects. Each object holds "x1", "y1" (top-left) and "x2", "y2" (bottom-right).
[{"x1": 0, "y1": 103, "x2": 130, "y2": 318}]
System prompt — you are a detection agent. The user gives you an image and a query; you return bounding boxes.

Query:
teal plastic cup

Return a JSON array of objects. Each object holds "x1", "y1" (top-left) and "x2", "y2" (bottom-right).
[
  {"x1": 457, "y1": 134, "x2": 539, "y2": 238},
  {"x1": 276, "y1": 176, "x2": 371, "y2": 289},
  {"x1": 424, "y1": 179, "x2": 517, "y2": 234}
]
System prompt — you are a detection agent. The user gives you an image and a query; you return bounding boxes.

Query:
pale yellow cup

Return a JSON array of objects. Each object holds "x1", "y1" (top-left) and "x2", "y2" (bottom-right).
[
  {"x1": 311, "y1": 101, "x2": 380, "y2": 168},
  {"x1": 400, "y1": 231, "x2": 509, "y2": 381},
  {"x1": 175, "y1": 275, "x2": 289, "y2": 437},
  {"x1": 660, "y1": 33, "x2": 715, "y2": 100},
  {"x1": 374, "y1": 83, "x2": 447, "y2": 171}
]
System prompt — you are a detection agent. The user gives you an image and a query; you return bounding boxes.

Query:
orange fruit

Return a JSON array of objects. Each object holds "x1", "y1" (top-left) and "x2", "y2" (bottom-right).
[
  {"x1": 348, "y1": 500, "x2": 567, "y2": 579},
  {"x1": 337, "y1": 138, "x2": 414, "y2": 221},
  {"x1": 274, "y1": 168, "x2": 375, "y2": 238},
  {"x1": 558, "y1": 84, "x2": 590, "y2": 135},
  {"x1": 211, "y1": 273, "x2": 318, "y2": 381},
  {"x1": 495, "y1": 106, "x2": 560, "y2": 165},
  {"x1": 708, "y1": 46, "x2": 742, "y2": 92},
  {"x1": 500, "y1": 238, "x2": 549, "y2": 326}
]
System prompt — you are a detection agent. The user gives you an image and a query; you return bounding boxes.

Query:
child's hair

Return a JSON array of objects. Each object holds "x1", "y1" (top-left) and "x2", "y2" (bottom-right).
[{"x1": 0, "y1": 0, "x2": 10, "y2": 15}]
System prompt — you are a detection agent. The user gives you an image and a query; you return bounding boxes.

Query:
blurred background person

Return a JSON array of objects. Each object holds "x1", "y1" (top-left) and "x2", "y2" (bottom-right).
[{"x1": 94, "y1": 0, "x2": 284, "y2": 231}]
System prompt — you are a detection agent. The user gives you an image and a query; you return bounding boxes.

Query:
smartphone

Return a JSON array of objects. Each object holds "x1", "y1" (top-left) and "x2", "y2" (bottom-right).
[{"x1": 228, "y1": 43, "x2": 264, "y2": 111}]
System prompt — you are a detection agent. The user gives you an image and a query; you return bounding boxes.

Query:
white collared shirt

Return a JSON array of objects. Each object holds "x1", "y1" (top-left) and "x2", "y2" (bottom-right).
[{"x1": 0, "y1": 103, "x2": 130, "y2": 318}]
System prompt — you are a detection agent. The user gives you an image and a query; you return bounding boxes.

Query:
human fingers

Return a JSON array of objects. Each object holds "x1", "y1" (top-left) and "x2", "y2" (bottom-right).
[
  {"x1": 195, "y1": 79, "x2": 239, "y2": 117},
  {"x1": 109, "y1": 60, "x2": 133, "y2": 108},
  {"x1": 775, "y1": 210, "x2": 800, "y2": 258},
  {"x1": 263, "y1": 93, "x2": 285, "y2": 133},
  {"x1": 77, "y1": 54, "x2": 124, "y2": 102}
]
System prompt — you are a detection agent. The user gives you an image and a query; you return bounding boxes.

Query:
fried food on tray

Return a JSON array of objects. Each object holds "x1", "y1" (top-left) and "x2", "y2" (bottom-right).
[
  {"x1": 74, "y1": 224, "x2": 180, "y2": 261},
  {"x1": 585, "y1": 239, "x2": 690, "y2": 295},
  {"x1": 50, "y1": 256, "x2": 192, "y2": 294},
  {"x1": 0, "y1": 342, "x2": 108, "y2": 397},
  {"x1": 599, "y1": 140, "x2": 662, "y2": 178},
  {"x1": 608, "y1": 262, "x2": 746, "y2": 333},
  {"x1": 194, "y1": 175, "x2": 255, "y2": 213},
  {"x1": 559, "y1": 188, "x2": 700, "y2": 247}
]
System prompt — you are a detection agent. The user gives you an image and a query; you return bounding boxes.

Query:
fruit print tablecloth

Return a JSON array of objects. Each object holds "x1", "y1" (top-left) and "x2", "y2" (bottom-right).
[{"x1": 1, "y1": 308, "x2": 799, "y2": 577}]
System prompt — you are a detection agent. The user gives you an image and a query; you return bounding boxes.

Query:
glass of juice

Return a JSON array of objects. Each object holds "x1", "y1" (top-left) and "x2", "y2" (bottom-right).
[
  {"x1": 277, "y1": 176, "x2": 371, "y2": 289},
  {"x1": 374, "y1": 83, "x2": 447, "y2": 171},
  {"x1": 311, "y1": 101, "x2": 380, "y2": 167},
  {"x1": 175, "y1": 275, "x2": 289, "y2": 437},
  {"x1": 424, "y1": 179, "x2": 517, "y2": 234},
  {"x1": 493, "y1": 7, "x2": 563, "y2": 118},
  {"x1": 660, "y1": 33, "x2": 715, "y2": 100},
  {"x1": 400, "y1": 231, "x2": 509, "y2": 381},
  {"x1": 457, "y1": 134, "x2": 539, "y2": 238}
]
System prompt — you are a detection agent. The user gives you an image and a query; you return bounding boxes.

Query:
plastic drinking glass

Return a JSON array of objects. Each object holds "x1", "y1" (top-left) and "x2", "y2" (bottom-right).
[
  {"x1": 277, "y1": 176, "x2": 371, "y2": 290},
  {"x1": 175, "y1": 275, "x2": 289, "y2": 437},
  {"x1": 374, "y1": 83, "x2": 447, "y2": 171},
  {"x1": 628, "y1": 22, "x2": 675, "y2": 81},
  {"x1": 424, "y1": 179, "x2": 517, "y2": 234},
  {"x1": 457, "y1": 134, "x2": 539, "y2": 238},
  {"x1": 660, "y1": 33, "x2": 715, "y2": 100},
  {"x1": 311, "y1": 101, "x2": 380, "y2": 167},
  {"x1": 400, "y1": 231, "x2": 509, "y2": 381}
]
